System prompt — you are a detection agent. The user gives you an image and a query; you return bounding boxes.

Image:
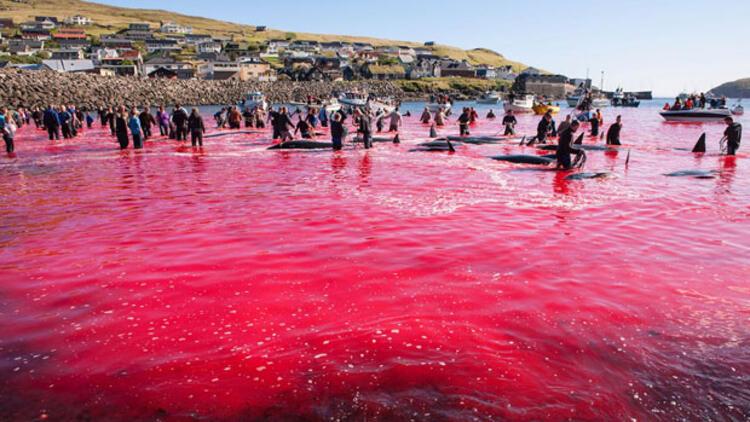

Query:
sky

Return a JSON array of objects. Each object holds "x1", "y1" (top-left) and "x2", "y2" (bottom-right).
[{"x1": 97, "y1": 0, "x2": 750, "y2": 96}]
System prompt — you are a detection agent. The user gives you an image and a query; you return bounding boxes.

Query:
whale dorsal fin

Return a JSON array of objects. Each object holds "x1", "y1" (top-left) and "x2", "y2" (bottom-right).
[
  {"x1": 691, "y1": 133, "x2": 706, "y2": 153},
  {"x1": 574, "y1": 133, "x2": 584, "y2": 145}
]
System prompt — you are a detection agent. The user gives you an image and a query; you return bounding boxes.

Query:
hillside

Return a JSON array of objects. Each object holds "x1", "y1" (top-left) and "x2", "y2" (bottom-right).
[
  {"x1": 0, "y1": 0, "x2": 526, "y2": 71},
  {"x1": 711, "y1": 78, "x2": 750, "y2": 98}
]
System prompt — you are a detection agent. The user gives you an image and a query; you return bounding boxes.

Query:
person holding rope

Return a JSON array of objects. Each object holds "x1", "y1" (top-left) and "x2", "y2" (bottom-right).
[{"x1": 723, "y1": 117, "x2": 742, "y2": 156}]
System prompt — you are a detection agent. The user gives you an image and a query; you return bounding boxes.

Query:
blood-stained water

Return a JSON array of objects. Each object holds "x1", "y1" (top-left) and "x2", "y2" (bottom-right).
[{"x1": 0, "y1": 104, "x2": 748, "y2": 421}]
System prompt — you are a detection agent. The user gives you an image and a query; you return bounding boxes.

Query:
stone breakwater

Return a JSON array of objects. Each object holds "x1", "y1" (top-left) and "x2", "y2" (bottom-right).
[{"x1": 0, "y1": 69, "x2": 405, "y2": 109}]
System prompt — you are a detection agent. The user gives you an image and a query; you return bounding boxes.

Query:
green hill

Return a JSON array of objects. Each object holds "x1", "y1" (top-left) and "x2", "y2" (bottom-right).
[
  {"x1": 0, "y1": 0, "x2": 527, "y2": 71},
  {"x1": 711, "y1": 78, "x2": 750, "y2": 98}
]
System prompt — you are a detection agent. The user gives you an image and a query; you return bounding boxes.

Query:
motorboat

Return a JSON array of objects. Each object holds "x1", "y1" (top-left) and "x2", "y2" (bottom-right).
[
  {"x1": 611, "y1": 88, "x2": 640, "y2": 107},
  {"x1": 591, "y1": 98, "x2": 611, "y2": 108},
  {"x1": 244, "y1": 92, "x2": 268, "y2": 111},
  {"x1": 338, "y1": 92, "x2": 395, "y2": 114},
  {"x1": 323, "y1": 98, "x2": 342, "y2": 113},
  {"x1": 532, "y1": 103, "x2": 560, "y2": 115},
  {"x1": 338, "y1": 91, "x2": 368, "y2": 108},
  {"x1": 426, "y1": 102, "x2": 451, "y2": 113},
  {"x1": 503, "y1": 94, "x2": 534, "y2": 113},
  {"x1": 659, "y1": 108, "x2": 732, "y2": 122},
  {"x1": 476, "y1": 91, "x2": 501, "y2": 104},
  {"x1": 731, "y1": 102, "x2": 744, "y2": 116}
]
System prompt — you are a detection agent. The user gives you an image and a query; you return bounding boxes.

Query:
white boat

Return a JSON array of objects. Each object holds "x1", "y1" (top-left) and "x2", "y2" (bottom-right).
[
  {"x1": 476, "y1": 91, "x2": 501, "y2": 104},
  {"x1": 323, "y1": 98, "x2": 342, "y2": 113},
  {"x1": 731, "y1": 102, "x2": 744, "y2": 116},
  {"x1": 245, "y1": 92, "x2": 267, "y2": 111},
  {"x1": 503, "y1": 94, "x2": 534, "y2": 113},
  {"x1": 659, "y1": 108, "x2": 732, "y2": 122},
  {"x1": 338, "y1": 91, "x2": 368, "y2": 108},
  {"x1": 368, "y1": 98, "x2": 396, "y2": 114},
  {"x1": 338, "y1": 92, "x2": 395, "y2": 114},
  {"x1": 592, "y1": 98, "x2": 611, "y2": 108}
]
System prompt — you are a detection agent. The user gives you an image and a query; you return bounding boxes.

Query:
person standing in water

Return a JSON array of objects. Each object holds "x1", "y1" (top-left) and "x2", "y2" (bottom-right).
[
  {"x1": 388, "y1": 108, "x2": 402, "y2": 132},
  {"x1": 420, "y1": 107, "x2": 431, "y2": 124},
  {"x1": 43, "y1": 105, "x2": 61, "y2": 140},
  {"x1": 115, "y1": 106, "x2": 129, "y2": 149},
  {"x1": 139, "y1": 107, "x2": 156, "y2": 140},
  {"x1": 557, "y1": 115, "x2": 572, "y2": 136},
  {"x1": 556, "y1": 120, "x2": 580, "y2": 170},
  {"x1": 358, "y1": 109, "x2": 373, "y2": 149},
  {"x1": 590, "y1": 109, "x2": 603, "y2": 137},
  {"x1": 188, "y1": 108, "x2": 205, "y2": 147},
  {"x1": 457, "y1": 107, "x2": 471, "y2": 136},
  {"x1": 502, "y1": 110, "x2": 517, "y2": 135},
  {"x1": 1, "y1": 107, "x2": 16, "y2": 153},
  {"x1": 536, "y1": 112, "x2": 552, "y2": 143},
  {"x1": 606, "y1": 115, "x2": 622, "y2": 145},
  {"x1": 172, "y1": 105, "x2": 189, "y2": 141},
  {"x1": 156, "y1": 106, "x2": 170, "y2": 136},
  {"x1": 331, "y1": 112, "x2": 345, "y2": 151},
  {"x1": 128, "y1": 108, "x2": 144, "y2": 149},
  {"x1": 724, "y1": 117, "x2": 742, "y2": 156}
]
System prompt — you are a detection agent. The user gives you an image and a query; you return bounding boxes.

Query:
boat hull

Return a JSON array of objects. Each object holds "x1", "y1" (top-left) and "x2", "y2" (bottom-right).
[{"x1": 660, "y1": 109, "x2": 732, "y2": 122}]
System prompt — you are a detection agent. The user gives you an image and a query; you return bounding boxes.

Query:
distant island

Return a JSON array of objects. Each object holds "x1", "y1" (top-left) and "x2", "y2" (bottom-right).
[{"x1": 710, "y1": 78, "x2": 750, "y2": 98}]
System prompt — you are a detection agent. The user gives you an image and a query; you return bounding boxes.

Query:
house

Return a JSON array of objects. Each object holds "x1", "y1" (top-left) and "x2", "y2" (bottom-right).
[
  {"x1": 143, "y1": 56, "x2": 194, "y2": 79},
  {"x1": 64, "y1": 15, "x2": 92, "y2": 26},
  {"x1": 145, "y1": 38, "x2": 180, "y2": 53},
  {"x1": 128, "y1": 23, "x2": 151, "y2": 31},
  {"x1": 53, "y1": 28, "x2": 86, "y2": 41},
  {"x1": 185, "y1": 34, "x2": 212, "y2": 45},
  {"x1": 91, "y1": 47, "x2": 119, "y2": 61},
  {"x1": 520, "y1": 67, "x2": 542, "y2": 76},
  {"x1": 362, "y1": 63, "x2": 406, "y2": 80},
  {"x1": 22, "y1": 20, "x2": 55, "y2": 31},
  {"x1": 160, "y1": 21, "x2": 192, "y2": 34},
  {"x1": 255, "y1": 26, "x2": 267, "y2": 32},
  {"x1": 407, "y1": 57, "x2": 441, "y2": 79},
  {"x1": 148, "y1": 67, "x2": 178, "y2": 79},
  {"x1": 42, "y1": 59, "x2": 96, "y2": 73},
  {"x1": 352, "y1": 42, "x2": 373, "y2": 52},
  {"x1": 289, "y1": 40, "x2": 320, "y2": 53},
  {"x1": 58, "y1": 38, "x2": 90, "y2": 49},
  {"x1": 424, "y1": 41, "x2": 435, "y2": 46},
  {"x1": 375, "y1": 45, "x2": 398, "y2": 55},
  {"x1": 50, "y1": 48, "x2": 84, "y2": 60},
  {"x1": 266, "y1": 39, "x2": 290, "y2": 54},
  {"x1": 35, "y1": 17, "x2": 59, "y2": 25},
  {"x1": 320, "y1": 41, "x2": 343, "y2": 53},
  {"x1": 122, "y1": 29, "x2": 153, "y2": 41},
  {"x1": 355, "y1": 50, "x2": 379, "y2": 63},
  {"x1": 8, "y1": 40, "x2": 45, "y2": 56},
  {"x1": 197, "y1": 41, "x2": 222, "y2": 54},
  {"x1": 0, "y1": 19, "x2": 14, "y2": 30},
  {"x1": 99, "y1": 55, "x2": 140, "y2": 76},
  {"x1": 100, "y1": 37, "x2": 134, "y2": 50},
  {"x1": 440, "y1": 60, "x2": 476, "y2": 78},
  {"x1": 240, "y1": 57, "x2": 274, "y2": 81},
  {"x1": 21, "y1": 27, "x2": 52, "y2": 40}
]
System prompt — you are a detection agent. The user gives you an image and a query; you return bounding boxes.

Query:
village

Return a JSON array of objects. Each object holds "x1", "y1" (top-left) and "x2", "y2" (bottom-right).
[{"x1": 0, "y1": 14, "x2": 598, "y2": 99}]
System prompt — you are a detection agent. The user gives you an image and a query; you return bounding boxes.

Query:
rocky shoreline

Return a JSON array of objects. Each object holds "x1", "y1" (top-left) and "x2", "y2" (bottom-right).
[{"x1": 0, "y1": 69, "x2": 409, "y2": 109}]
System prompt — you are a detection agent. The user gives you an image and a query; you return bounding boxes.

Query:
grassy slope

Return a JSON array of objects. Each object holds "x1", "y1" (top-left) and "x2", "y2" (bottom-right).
[
  {"x1": 0, "y1": 0, "x2": 526, "y2": 69},
  {"x1": 711, "y1": 78, "x2": 750, "y2": 98}
]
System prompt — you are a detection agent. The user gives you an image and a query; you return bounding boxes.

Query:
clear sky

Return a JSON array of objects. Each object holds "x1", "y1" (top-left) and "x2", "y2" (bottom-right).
[{"x1": 97, "y1": 0, "x2": 749, "y2": 96}]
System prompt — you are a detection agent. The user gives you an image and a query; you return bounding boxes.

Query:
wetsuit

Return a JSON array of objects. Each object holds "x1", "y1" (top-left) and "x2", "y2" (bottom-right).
[
  {"x1": 172, "y1": 109, "x2": 189, "y2": 141},
  {"x1": 502, "y1": 115, "x2": 517, "y2": 135},
  {"x1": 331, "y1": 120, "x2": 344, "y2": 150},
  {"x1": 725, "y1": 122, "x2": 742, "y2": 155},
  {"x1": 296, "y1": 120, "x2": 312, "y2": 139},
  {"x1": 590, "y1": 115, "x2": 600, "y2": 137},
  {"x1": 59, "y1": 111, "x2": 72, "y2": 139},
  {"x1": 139, "y1": 111, "x2": 155, "y2": 139},
  {"x1": 606, "y1": 123, "x2": 622, "y2": 145},
  {"x1": 188, "y1": 114, "x2": 205, "y2": 147},
  {"x1": 536, "y1": 118, "x2": 551, "y2": 143},
  {"x1": 556, "y1": 127, "x2": 574, "y2": 169},
  {"x1": 107, "y1": 111, "x2": 116, "y2": 136},
  {"x1": 458, "y1": 112, "x2": 470, "y2": 136},
  {"x1": 115, "y1": 115, "x2": 129, "y2": 149},
  {"x1": 274, "y1": 113, "x2": 294, "y2": 141}
]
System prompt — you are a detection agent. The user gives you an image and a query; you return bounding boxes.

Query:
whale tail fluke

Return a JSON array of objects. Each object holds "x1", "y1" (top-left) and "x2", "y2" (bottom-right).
[
  {"x1": 429, "y1": 125, "x2": 438, "y2": 138},
  {"x1": 691, "y1": 133, "x2": 706, "y2": 153},
  {"x1": 447, "y1": 139, "x2": 455, "y2": 152}
]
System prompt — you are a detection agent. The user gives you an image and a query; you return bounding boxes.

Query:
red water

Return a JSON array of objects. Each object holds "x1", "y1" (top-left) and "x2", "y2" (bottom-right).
[{"x1": 1, "y1": 107, "x2": 749, "y2": 421}]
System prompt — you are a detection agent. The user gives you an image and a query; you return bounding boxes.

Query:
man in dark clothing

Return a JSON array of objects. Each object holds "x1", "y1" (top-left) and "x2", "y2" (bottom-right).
[
  {"x1": 357, "y1": 110, "x2": 373, "y2": 149},
  {"x1": 502, "y1": 111, "x2": 517, "y2": 135},
  {"x1": 59, "y1": 109, "x2": 72, "y2": 139},
  {"x1": 43, "y1": 106, "x2": 61, "y2": 140},
  {"x1": 331, "y1": 112, "x2": 345, "y2": 151},
  {"x1": 724, "y1": 117, "x2": 742, "y2": 156},
  {"x1": 139, "y1": 107, "x2": 156, "y2": 140},
  {"x1": 556, "y1": 120, "x2": 580, "y2": 170},
  {"x1": 590, "y1": 113, "x2": 600, "y2": 137},
  {"x1": 606, "y1": 115, "x2": 622, "y2": 145},
  {"x1": 536, "y1": 113, "x2": 552, "y2": 143},
  {"x1": 106, "y1": 108, "x2": 116, "y2": 136},
  {"x1": 295, "y1": 117, "x2": 313, "y2": 139},
  {"x1": 457, "y1": 108, "x2": 471, "y2": 136},
  {"x1": 115, "y1": 107, "x2": 129, "y2": 149},
  {"x1": 188, "y1": 108, "x2": 206, "y2": 147},
  {"x1": 272, "y1": 107, "x2": 295, "y2": 141},
  {"x1": 172, "y1": 105, "x2": 189, "y2": 141}
]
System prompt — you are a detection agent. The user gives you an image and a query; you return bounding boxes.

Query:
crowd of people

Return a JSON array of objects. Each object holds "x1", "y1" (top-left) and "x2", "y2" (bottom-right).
[{"x1": 664, "y1": 93, "x2": 728, "y2": 111}]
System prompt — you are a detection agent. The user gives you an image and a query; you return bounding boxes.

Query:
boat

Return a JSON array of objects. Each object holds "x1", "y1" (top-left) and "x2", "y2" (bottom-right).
[
  {"x1": 659, "y1": 108, "x2": 732, "y2": 122},
  {"x1": 731, "y1": 102, "x2": 744, "y2": 116},
  {"x1": 476, "y1": 91, "x2": 501, "y2": 104},
  {"x1": 338, "y1": 92, "x2": 395, "y2": 114},
  {"x1": 338, "y1": 91, "x2": 368, "y2": 108},
  {"x1": 532, "y1": 103, "x2": 560, "y2": 115},
  {"x1": 611, "y1": 88, "x2": 640, "y2": 107},
  {"x1": 503, "y1": 94, "x2": 534, "y2": 113},
  {"x1": 591, "y1": 98, "x2": 611, "y2": 108},
  {"x1": 322, "y1": 98, "x2": 342, "y2": 113},
  {"x1": 244, "y1": 92, "x2": 268, "y2": 111},
  {"x1": 426, "y1": 102, "x2": 452, "y2": 113}
]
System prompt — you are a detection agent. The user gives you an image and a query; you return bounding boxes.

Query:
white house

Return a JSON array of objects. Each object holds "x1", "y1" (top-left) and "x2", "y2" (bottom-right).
[
  {"x1": 42, "y1": 59, "x2": 96, "y2": 73},
  {"x1": 160, "y1": 21, "x2": 192, "y2": 34},
  {"x1": 64, "y1": 15, "x2": 93, "y2": 26},
  {"x1": 197, "y1": 41, "x2": 222, "y2": 54}
]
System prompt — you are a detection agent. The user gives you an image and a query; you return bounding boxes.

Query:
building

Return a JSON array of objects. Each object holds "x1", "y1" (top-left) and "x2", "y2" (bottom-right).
[
  {"x1": 128, "y1": 23, "x2": 151, "y2": 31},
  {"x1": 100, "y1": 37, "x2": 134, "y2": 50},
  {"x1": 160, "y1": 21, "x2": 192, "y2": 34},
  {"x1": 0, "y1": 18, "x2": 14, "y2": 30},
  {"x1": 362, "y1": 63, "x2": 406, "y2": 80},
  {"x1": 58, "y1": 38, "x2": 90, "y2": 49},
  {"x1": 407, "y1": 57, "x2": 441, "y2": 79},
  {"x1": 8, "y1": 40, "x2": 45, "y2": 56},
  {"x1": 197, "y1": 41, "x2": 222, "y2": 54},
  {"x1": 440, "y1": 60, "x2": 476, "y2": 78},
  {"x1": 21, "y1": 27, "x2": 52, "y2": 41},
  {"x1": 35, "y1": 16, "x2": 59, "y2": 25},
  {"x1": 255, "y1": 26, "x2": 267, "y2": 32},
  {"x1": 145, "y1": 38, "x2": 180, "y2": 53},
  {"x1": 122, "y1": 29, "x2": 153, "y2": 41},
  {"x1": 50, "y1": 48, "x2": 84, "y2": 60},
  {"x1": 520, "y1": 67, "x2": 542, "y2": 76},
  {"x1": 185, "y1": 34, "x2": 212, "y2": 45},
  {"x1": 289, "y1": 40, "x2": 320, "y2": 53},
  {"x1": 42, "y1": 59, "x2": 97, "y2": 73},
  {"x1": 266, "y1": 39, "x2": 290, "y2": 54},
  {"x1": 513, "y1": 73, "x2": 574, "y2": 98},
  {"x1": 202, "y1": 56, "x2": 272, "y2": 81},
  {"x1": 64, "y1": 15, "x2": 93, "y2": 26},
  {"x1": 53, "y1": 28, "x2": 87, "y2": 41},
  {"x1": 143, "y1": 56, "x2": 195, "y2": 79}
]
